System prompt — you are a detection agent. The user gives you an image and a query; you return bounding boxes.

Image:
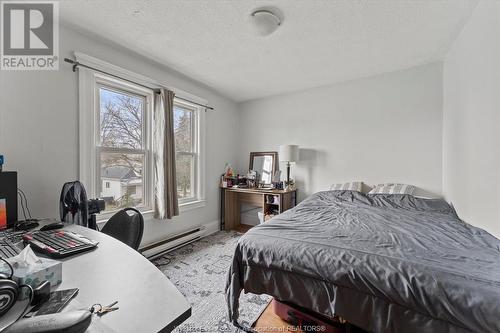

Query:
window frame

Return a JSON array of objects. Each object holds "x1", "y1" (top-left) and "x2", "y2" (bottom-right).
[
  {"x1": 174, "y1": 99, "x2": 200, "y2": 205},
  {"x1": 77, "y1": 52, "x2": 206, "y2": 222},
  {"x1": 94, "y1": 76, "x2": 154, "y2": 219}
]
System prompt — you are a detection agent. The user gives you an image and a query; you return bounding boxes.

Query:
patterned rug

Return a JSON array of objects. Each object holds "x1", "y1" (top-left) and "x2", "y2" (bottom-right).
[{"x1": 152, "y1": 231, "x2": 271, "y2": 332}]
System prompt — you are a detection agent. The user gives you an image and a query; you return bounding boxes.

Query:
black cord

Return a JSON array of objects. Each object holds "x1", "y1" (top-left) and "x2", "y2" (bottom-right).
[
  {"x1": 17, "y1": 191, "x2": 27, "y2": 221},
  {"x1": 17, "y1": 284, "x2": 34, "y2": 319},
  {"x1": 0, "y1": 258, "x2": 34, "y2": 323},
  {"x1": 17, "y1": 189, "x2": 32, "y2": 220},
  {"x1": 0, "y1": 257, "x2": 14, "y2": 279},
  {"x1": 0, "y1": 259, "x2": 34, "y2": 329},
  {"x1": 21, "y1": 190, "x2": 32, "y2": 219}
]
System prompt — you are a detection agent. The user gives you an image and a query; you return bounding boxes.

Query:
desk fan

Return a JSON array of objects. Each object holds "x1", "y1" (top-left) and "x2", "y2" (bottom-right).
[{"x1": 59, "y1": 181, "x2": 105, "y2": 230}]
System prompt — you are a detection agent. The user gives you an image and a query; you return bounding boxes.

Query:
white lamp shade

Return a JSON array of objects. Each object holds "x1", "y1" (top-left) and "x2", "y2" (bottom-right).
[{"x1": 279, "y1": 145, "x2": 299, "y2": 162}]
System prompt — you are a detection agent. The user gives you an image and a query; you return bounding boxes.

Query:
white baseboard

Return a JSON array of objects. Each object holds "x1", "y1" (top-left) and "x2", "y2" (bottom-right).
[
  {"x1": 203, "y1": 220, "x2": 220, "y2": 236},
  {"x1": 142, "y1": 219, "x2": 221, "y2": 259}
]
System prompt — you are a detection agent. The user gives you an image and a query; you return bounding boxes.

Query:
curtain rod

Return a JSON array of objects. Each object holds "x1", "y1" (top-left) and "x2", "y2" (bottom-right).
[{"x1": 63, "y1": 58, "x2": 214, "y2": 111}]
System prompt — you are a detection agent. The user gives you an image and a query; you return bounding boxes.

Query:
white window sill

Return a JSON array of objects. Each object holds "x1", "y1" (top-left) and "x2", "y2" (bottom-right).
[
  {"x1": 179, "y1": 199, "x2": 206, "y2": 212},
  {"x1": 96, "y1": 200, "x2": 206, "y2": 225}
]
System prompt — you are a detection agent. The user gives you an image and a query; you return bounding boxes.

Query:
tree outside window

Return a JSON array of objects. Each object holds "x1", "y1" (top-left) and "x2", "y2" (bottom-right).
[
  {"x1": 97, "y1": 84, "x2": 200, "y2": 211},
  {"x1": 98, "y1": 87, "x2": 146, "y2": 212},
  {"x1": 174, "y1": 103, "x2": 197, "y2": 201}
]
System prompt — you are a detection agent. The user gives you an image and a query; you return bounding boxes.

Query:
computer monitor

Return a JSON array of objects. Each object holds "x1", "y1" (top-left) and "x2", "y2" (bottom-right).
[
  {"x1": 0, "y1": 171, "x2": 18, "y2": 229},
  {"x1": 0, "y1": 199, "x2": 6, "y2": 229}
]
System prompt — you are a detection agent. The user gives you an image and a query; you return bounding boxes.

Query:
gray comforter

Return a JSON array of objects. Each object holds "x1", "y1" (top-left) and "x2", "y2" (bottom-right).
[{"x1": 225, "y1": 191, "x2": 500, "y2": 333}]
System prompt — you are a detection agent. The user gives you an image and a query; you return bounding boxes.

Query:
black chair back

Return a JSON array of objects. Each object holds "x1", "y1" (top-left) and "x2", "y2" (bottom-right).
[{"x1": 101, "y1": 208, "x2": 144, "y2": 250}]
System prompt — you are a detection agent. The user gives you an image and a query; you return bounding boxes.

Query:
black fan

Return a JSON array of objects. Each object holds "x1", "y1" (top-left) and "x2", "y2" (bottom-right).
[{"x1": 59, "y1": 181, "x2": 105, "y2": 229}]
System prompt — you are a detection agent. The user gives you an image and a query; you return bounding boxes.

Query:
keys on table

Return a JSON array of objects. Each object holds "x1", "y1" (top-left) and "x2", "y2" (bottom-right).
[{"x1": 90, "y1": 301, "x2": 119, "y2": 316}]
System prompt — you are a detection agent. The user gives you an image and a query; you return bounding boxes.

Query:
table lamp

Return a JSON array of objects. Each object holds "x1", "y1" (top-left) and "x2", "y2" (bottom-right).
[{"x1": 279, "y1": 145, "x2": 299, "y2": 189}]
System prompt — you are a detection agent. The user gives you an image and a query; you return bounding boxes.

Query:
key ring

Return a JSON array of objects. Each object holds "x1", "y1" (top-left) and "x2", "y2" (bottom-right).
[{"x1": 90, "y1": 303, "x2": 102, "y2": 314}]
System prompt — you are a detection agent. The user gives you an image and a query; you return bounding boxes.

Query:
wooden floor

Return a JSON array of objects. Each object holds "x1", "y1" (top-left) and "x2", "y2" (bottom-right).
[
  {"x1": 254, "y1": 302, "x2": 307, "y2": 333},
  {"x1": 234, "y1": 223, "x2": 253, "y2": 233},
  {"x1": 254, "y1": 303, "x2": 367, "y2": 333}
]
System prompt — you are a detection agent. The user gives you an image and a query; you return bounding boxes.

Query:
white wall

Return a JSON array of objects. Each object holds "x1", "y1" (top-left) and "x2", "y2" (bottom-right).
[
  {"x1": 443, "y1": 1, "x2": 500, "y2": 237},
  {"x1": 237, "y1": 63, "x2": 444, "y2": 200},
  {"x1": 0, "y1": 24, "x2": 239, "y2": 245}
]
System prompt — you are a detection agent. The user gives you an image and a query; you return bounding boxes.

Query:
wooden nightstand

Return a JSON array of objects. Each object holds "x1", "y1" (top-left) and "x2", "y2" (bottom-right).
[{"x1": 220, "y1": 187, "x2": 297, "y2": 231}]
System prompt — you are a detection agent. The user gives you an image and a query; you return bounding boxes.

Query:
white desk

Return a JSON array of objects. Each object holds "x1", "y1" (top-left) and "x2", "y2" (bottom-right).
[{"x1": 53, "y1": 224, "x2": 190, "y2": 332}]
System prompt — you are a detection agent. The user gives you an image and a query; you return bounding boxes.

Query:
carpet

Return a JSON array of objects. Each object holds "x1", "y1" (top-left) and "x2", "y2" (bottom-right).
[{"x1": 152, "y1": 231, "x2": 271, "y2": 332}]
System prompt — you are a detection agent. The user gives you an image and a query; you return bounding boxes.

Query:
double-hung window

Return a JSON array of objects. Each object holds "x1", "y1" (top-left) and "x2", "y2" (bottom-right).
[
  {"x1": 78, "y1": 53, "x2": 205, "y2": 218},
  {"x1": 174, "y1": 99, "x2": 202, "y2": 204},
  {"x1": 96, "y1": 78, "x2": 153, "y2": 214}
]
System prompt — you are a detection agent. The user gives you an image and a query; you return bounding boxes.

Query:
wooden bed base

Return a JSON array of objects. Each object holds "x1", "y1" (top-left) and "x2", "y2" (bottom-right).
[{"x1": 272, "y1": 299, "x2": 352, "y2": 333}]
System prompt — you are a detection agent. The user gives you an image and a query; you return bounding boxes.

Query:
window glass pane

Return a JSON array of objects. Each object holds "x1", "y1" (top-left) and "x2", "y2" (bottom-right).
[
  {"x1": 100, "y1": 87, "x2": 144, "y2": 149},
  {"x1": 176, "y1": 154, "x2": 194, "y2": 200},
  {"x1": 174, "y1": 106, "x2": 192, "y2": 152},
  {"x1": 100, "y1": 152, "x2": 144, "y2": 211}
]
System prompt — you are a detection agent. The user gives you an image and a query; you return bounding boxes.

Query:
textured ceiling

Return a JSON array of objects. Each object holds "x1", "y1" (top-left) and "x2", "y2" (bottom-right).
[{"x1": 59, "y1": 0, "x2": 478, "y2": 102}]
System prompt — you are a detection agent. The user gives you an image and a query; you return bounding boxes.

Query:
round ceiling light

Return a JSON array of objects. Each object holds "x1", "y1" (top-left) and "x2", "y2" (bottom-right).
[{"x1": 250, "y1": 9, "x2": 282, "y2": 36}]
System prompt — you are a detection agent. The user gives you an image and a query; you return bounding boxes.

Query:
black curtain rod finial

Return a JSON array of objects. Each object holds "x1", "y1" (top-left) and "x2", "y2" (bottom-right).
[{"x1": 64, "y1": 58, "x2": 78, "y2": 72}]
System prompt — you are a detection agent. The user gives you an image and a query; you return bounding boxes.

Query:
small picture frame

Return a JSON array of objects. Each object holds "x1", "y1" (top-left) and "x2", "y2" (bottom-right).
[{"x1": 272, "y1": 170, "x2": 281, "y2": 183}]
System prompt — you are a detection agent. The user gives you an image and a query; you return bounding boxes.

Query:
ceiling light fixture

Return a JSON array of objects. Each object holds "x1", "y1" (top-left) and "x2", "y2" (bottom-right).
[{"x1": 250, "y1": 9, "x2": 282, "y2": 36}]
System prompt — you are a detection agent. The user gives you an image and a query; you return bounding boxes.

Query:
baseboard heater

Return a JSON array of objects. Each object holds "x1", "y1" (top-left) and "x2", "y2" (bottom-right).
[{"x1": 140, "y1": 226, "x2": 206, "y2": 260}]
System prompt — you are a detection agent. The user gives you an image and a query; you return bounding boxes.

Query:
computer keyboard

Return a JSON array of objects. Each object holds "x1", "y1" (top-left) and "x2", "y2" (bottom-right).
[
  {"x1": 23, "y1": 230, "x2": 99, "y2": 258},
  {"x1": 0, "y1": 229, "x2": 26, "y2": 244},
  {"x1": 0, "y1": 240, "x2": 22, "y2": 258}
]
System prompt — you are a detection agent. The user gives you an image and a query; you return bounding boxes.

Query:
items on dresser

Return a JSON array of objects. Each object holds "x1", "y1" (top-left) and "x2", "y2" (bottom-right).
[
  {"x1": 279, "y1": 145, "x2": 299, "y2": 189},
  {"x1": 272, "y1": 181, "x2": 285, "y2": 190},
  {"x1": 249, "y1": 151, "x2": 279, "y2": 186},
  {"x1": 246, "y1": 170, "x2": 257, "y2": 188},
  {"x1": 221, "y1": 163, "x2": 235, "y2": 187}
]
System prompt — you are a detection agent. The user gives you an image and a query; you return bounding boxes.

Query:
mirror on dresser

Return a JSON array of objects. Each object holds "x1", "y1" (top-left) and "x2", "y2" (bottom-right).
[{"x1": 249, "y1": 151, "x2": 278, "y2": 186}]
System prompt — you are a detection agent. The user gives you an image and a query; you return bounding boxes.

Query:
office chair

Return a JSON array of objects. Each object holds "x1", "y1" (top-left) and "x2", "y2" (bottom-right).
[{"x1": 101, "y1": 208, "x2": 144, "y2": 251}]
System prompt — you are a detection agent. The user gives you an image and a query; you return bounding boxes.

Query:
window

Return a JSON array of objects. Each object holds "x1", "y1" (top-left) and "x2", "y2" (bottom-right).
[
  {"x1": 96, "y1": 79, "x2": 153, "y2": 214},
  {"x1": 78, "y1": 52, "x2": 206, "y2": 218},
  {"x1": 174, "y1": 100, "x2": 200, "y2": 203}
]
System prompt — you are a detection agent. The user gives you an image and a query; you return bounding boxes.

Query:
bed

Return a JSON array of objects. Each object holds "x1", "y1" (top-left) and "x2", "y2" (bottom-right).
[{"x1": 225, "y1": 190, "x2": 500, "y2": 333}]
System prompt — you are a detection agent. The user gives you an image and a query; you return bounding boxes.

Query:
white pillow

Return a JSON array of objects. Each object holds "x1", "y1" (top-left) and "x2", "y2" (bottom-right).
[
  {"x1": 330, "y1": 182, "x2": 363, "y2": 192},
  {"x1": 368, "y1": 183, "x2": 416, "y2": 195}
]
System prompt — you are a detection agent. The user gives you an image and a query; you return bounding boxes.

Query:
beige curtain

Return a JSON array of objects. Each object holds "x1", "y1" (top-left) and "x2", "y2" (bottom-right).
[{"x1": 153, "y1": 89, "x2": 179, "y2": 219}]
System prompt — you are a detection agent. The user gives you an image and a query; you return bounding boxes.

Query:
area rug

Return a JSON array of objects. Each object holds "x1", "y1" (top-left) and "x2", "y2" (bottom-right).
[{"x1": 152, "y1": 231, "x2": 271, "y2": 333}]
